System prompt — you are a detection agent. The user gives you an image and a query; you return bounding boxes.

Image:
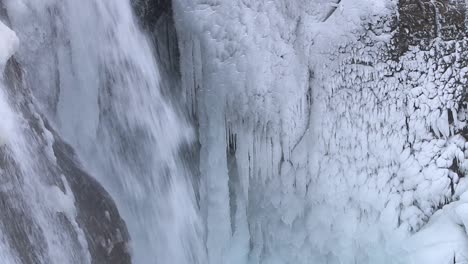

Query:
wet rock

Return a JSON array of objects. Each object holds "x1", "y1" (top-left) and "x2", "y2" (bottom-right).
[
  {"x1": 131, "y1": 0, "x2": 172, "y2": 30},
  {"x1": 1, "y1": 55, "x2": 132, "y2": 263}
]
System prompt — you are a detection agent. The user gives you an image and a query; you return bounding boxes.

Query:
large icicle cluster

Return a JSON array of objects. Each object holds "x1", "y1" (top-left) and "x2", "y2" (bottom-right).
[
  {"x1": 174, "y1": 0, "x2": 325, "y2": 262},
  {"x1": 174, "y1": 0, "x2": 468, "y2": 263}
]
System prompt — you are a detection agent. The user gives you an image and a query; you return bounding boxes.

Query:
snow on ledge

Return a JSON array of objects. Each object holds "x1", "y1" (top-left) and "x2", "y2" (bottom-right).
[{"x1": 0, "y1": 21, "x2": 19, "y2": 71}]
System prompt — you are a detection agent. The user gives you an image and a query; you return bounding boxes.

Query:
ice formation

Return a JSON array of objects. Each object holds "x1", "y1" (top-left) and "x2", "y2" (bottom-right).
[{"x1": 173, "y1": 0, "x2": 468, "y2": 263}]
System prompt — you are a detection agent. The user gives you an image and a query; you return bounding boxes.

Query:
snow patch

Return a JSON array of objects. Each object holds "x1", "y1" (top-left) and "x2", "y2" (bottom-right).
[{"x1": 0, "y1": 21, "x2": 19, "y2": 70}]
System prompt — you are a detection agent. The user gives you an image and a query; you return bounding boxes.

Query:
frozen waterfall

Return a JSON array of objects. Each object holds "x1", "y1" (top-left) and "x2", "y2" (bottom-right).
[{"x1": 1, "y1": 0, "x2": 468, "y2": 264}]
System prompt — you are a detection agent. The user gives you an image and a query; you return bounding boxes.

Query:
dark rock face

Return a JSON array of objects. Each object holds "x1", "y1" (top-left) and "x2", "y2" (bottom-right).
[
  {"x1": 1, "y1": 48, "x2": 131, "y2": 264},
  {"x1": 131, "y1": 0, "x2": 181, "y2": 98},
  {"x1": 396, "y1": 0, "x2": 466, "y2": 55},
  {"x1": 131, "y1": 0, "x2": 172, "y2": 30}
]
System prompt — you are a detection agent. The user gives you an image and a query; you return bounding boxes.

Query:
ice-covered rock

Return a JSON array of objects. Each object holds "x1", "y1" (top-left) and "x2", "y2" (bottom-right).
[{"x1": 173, "y1": 0, "x2": 468, "y2": 263}]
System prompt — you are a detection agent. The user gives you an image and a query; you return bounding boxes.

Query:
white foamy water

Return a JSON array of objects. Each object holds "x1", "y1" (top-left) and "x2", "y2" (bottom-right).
[{"x1": 5, "y1": 0, "x2": 206, "y2": 263}]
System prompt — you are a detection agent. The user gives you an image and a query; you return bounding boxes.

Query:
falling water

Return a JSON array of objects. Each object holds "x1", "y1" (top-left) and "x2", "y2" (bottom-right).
[
  {"x1": 4, "y1": 0, "x2": 206, "y2": 263},
  {"x1": 0, "y1": 23, "x2": 93, "y2": 263}
]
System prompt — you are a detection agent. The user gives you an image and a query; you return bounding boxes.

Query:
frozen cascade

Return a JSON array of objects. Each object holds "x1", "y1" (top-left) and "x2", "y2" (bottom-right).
[{"x1": 4, "y1": 0, "x2": 206, "y2": 263}]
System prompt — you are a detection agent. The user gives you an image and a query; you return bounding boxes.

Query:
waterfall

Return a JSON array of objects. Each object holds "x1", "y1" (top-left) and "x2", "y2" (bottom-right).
[
  {"x1": 2, "y1": 0, "x2": 468, "y2": 263},
  {"x1": 4, "y1": 0, "x2": 206, "y2": 263}
]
